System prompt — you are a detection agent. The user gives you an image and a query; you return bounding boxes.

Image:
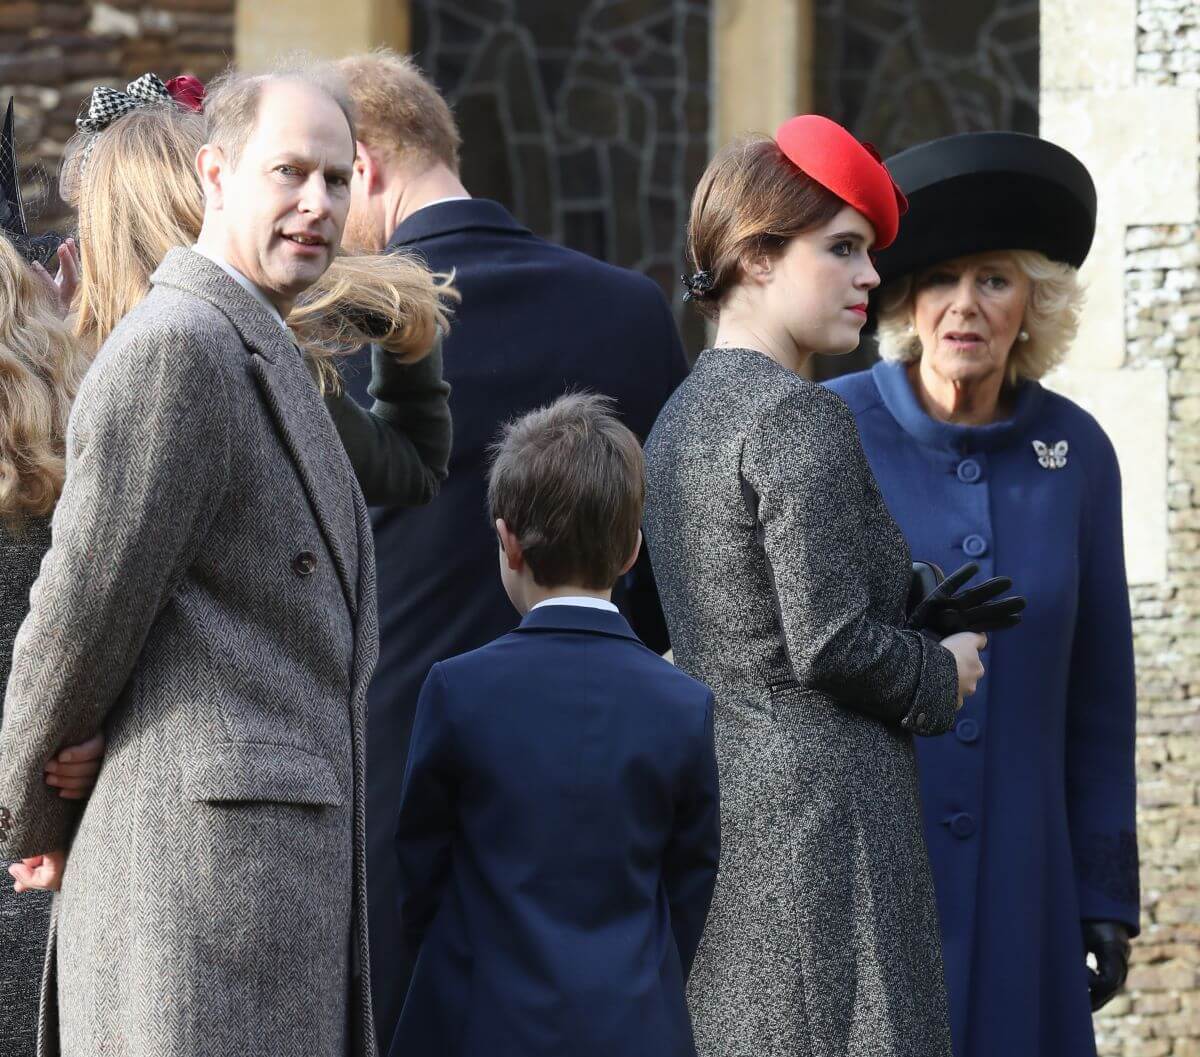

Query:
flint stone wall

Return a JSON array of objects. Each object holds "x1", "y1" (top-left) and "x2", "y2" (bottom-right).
[
  {"x1": 1094, "y1": 4, "x2": 1200, "y2": 1054},
  {"x1": 0, "y1": 0, "x2": 233, "y2": 230}
]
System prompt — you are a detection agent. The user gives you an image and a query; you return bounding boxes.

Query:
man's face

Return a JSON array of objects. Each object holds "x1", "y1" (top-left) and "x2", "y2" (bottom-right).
[{"x1": 214, "y1": 80, "x2": 354, "y2": 309}]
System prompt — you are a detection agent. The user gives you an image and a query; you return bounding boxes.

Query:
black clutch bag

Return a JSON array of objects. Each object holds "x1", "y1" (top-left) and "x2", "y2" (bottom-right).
[{"x1": 906, "y1": 560, "x2": 1026, "y2": 636}]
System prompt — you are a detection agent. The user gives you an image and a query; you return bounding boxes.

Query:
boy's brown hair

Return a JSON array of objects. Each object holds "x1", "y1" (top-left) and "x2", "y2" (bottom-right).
[{"x1": 488, "y1": 393, "x2": 644, "y2": 590}]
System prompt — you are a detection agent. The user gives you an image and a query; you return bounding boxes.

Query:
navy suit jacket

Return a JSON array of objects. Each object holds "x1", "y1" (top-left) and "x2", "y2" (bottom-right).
[
  {"x1": 341, "y1": 199, "x2": 690, "y2": 1046},
  {"x1": 387, "y1": 604, "x2": 719, "y2": 1057}
]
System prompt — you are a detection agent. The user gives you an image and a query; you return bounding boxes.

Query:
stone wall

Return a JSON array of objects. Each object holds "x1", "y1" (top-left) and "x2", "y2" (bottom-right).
[
  {"x1": 0, "y1": 0, "x2": 234, "y2": 230},
  {"x1": 1090, "y1": 2, "x2": 1200, "y2": 1055}
]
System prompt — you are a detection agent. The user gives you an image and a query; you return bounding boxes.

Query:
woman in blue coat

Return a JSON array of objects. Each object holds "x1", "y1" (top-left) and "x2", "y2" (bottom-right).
[{"x1": 827, "y1": 132, "x2": 1139, "y2": 1057}]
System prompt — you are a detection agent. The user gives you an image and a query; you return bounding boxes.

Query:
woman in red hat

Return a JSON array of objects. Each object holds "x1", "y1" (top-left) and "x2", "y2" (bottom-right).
[{"x1": 643, "y1": 117, "x2": 985, "y2": 1056}]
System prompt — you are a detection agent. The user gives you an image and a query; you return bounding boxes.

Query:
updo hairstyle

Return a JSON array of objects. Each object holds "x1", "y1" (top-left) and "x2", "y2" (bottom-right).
[{"x1": 684, "y1": 135, "x2": 843, "y2": 319}]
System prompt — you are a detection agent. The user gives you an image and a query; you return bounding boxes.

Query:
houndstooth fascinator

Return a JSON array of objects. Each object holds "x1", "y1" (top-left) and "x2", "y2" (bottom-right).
[{"x1": 59, "y1": 73, "x2": 206, "y2": 206}]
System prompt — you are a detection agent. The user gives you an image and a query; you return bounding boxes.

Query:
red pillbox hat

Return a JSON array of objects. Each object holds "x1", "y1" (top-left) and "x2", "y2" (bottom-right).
[{"x1": 774, "y1": 115, "x2": 908, "y2": 249}]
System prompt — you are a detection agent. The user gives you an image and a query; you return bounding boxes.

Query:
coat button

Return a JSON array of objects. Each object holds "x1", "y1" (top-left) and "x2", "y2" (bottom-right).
[
  {"x1": 955, "y1": 717, "x2": 980, "y2": 744},
  {"x1": 948, "y1": 812, "x2": 976, "y2": 839},
  {"x1": 292, "y1": 551, "x2": 318, "y2": 577},
  {"x1": 962, "y1": 534, "x2": 989, "y2": 558},
  {"x1": 956, "y1": 459, "x2": 982, "y2": 483}
]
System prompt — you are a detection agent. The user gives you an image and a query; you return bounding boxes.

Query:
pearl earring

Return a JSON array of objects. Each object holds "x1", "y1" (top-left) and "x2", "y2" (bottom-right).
[{"x1": 1018, "y1": 329, "x2": 1030, "y2": 342}]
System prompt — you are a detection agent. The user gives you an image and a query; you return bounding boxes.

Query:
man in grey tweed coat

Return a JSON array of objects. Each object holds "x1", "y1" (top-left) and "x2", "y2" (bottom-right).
[{"x1": 0, "y1": 68, "x2": 380, "y2": 1057}]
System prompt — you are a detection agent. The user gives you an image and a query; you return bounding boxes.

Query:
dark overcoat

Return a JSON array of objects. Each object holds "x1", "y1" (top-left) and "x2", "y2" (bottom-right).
[
  {"x1": 644, "y1": 347, "x2": 959, "y2": 1057},
  {"x1": 388, "y1": 605, "x2": 719, "y2": 1057},
  {"x1": 0, "y1": 517, "x2": 52, "y2": 1057},
  {"x1": 0, "y1": 249, "x2": 380, "y2": 1057},
  {"x1": 828, "y1": 361, "x2": 1139, "y2": 1057},
  {"x1": 341, "y1": 198, "x2": 689, "y2": 1047}
]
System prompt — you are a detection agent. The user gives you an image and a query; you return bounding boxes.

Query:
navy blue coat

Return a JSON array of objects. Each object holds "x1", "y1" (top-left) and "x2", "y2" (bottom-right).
[
  {"x1": 827, "y1": 362, "x2": 1139, "y2": 1057},
  {"x1": 386, "y1": 604, "x2": 720, "y2": 1057},
  {"x1": 342, "y1": 199, "x2": 689, "y2": 1047}
]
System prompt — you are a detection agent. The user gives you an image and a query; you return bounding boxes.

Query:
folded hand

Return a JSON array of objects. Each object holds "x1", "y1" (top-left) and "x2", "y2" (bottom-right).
[
  {"x1": 44, "y1": 731, "x2": 105, "y2": 799},
  {"x1": 9, "y1": 850, "x2": 65, "y2": 893}
]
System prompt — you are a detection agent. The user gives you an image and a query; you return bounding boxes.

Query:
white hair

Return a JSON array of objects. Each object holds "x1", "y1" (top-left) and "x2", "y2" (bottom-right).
[{"x1": 876, "y1": 249, "x2": 1085, "y2": 383}]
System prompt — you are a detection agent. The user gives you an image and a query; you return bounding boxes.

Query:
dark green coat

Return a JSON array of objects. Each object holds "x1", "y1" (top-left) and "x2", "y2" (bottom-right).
[{"x1": 326, "y1": 335, "x2": 451, "y2": 507}]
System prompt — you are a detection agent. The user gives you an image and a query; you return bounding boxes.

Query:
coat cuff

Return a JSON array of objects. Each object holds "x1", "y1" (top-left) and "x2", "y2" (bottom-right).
[
  {"x1": 0, "y1": 772, "x2": 80, "y2": 860},
  {"x1": 367, "y1": 336, "x2": 450, "y2": 415},
  {"x1": 1075, "y1": 826, "x2": 1141, "y2": 936},
  {"x1": 898, "y1": 631, "x2": 959, "y2": 737}
]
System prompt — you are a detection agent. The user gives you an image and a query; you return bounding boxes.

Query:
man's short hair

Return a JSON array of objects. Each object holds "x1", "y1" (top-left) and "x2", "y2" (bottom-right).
[
  {"x1": 338, "y1": 49, "x2": 461, "y2": 173},
  {"x1": 488, "y1": 394, "x2": 644, "y2": 591},
  {"x1": 205, "y1": 59, "x2": 357, "y2": 167}
]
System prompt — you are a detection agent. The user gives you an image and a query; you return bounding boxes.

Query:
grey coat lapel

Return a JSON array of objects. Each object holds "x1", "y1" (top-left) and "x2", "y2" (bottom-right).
[{"x1": 150, "y1": 249, "x2": 359, "y2": 613}]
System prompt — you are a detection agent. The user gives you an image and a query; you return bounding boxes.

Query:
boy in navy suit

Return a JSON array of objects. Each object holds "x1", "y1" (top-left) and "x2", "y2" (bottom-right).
[{"x1": 388, "y1": 394, "x2": 719, "y2": 1057}]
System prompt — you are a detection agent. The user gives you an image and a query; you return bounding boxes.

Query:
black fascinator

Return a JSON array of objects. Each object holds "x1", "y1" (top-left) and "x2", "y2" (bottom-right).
[{"x1": 0, "y1": 98, "x2": 67, "y2": 269}]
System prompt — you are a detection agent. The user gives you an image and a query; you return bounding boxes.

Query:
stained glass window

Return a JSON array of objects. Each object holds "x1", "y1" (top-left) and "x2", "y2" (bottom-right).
[{"x1": 411, "y1": 0, "x2": 711, "y2": 351}]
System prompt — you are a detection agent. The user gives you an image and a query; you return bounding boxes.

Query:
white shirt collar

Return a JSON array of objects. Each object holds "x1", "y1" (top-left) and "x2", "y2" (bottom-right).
[
  {"x1": 192, "y1": 246, "x2": 289, "y2": 333},
  {"x1": 531, "y1": 596, "x2": 619, "y2": 613},
  {"x1": 410, "y1": 195, "x2": 472, "y2": 217}
]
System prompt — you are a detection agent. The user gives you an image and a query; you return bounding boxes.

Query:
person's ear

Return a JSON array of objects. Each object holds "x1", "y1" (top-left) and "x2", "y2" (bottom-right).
[
  {"x1": 195, "y1": 143, "x2": 227, "y2": 208},
  {"x1": 740, "y1": 249, "x2": 774, "y2": 286},
  {"x1": 495, "y1": 518, "x2": 525, "y2": 573},
  {"x1": 617, "y1": 529, "x2": 643, "y2": 578},
  {"x1": 354, "y1": 141, "x2": 381, "y2": 194}
]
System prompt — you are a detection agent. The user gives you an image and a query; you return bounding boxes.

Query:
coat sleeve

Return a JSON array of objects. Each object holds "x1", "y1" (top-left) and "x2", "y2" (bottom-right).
[
  {"x1": 394, "y1": 663, "x2": 458, "y2": 958},
  {"x1": 741, "y1": 386, "x2": 959, "y2": 733},
  {"x1": 0, "y1": 329, "x2": 232, "y2": 858},
  {"x1": 663, "y1": 693, "x2": 720, "y2": 977},
  {"x1": 325, "y1": 333, "x2": 452, "y2": 507},
  {"x1": 1065, "y1": 429, "x2": 1140, "y2": 932}
]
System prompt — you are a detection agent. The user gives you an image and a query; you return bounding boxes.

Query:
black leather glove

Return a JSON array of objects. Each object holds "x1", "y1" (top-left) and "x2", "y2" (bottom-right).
[
  {"x1": 1084, "y1": 920, "x2": 1131, "y2": 1011},
  {"x1": 906, "y1": 561, "x2": 1026, "y2": 636}
]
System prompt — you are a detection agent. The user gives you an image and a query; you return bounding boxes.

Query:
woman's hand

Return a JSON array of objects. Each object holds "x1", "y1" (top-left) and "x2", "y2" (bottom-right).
[
  {"x1": 43, "y1": 731, "x2": 105, "y2": 799},
  {"x1": 31, "y1": 237, "x2": 81, "y2": 319},
  {"x1": 941, "y1": 631, "x2": 987, "y2": 705}
]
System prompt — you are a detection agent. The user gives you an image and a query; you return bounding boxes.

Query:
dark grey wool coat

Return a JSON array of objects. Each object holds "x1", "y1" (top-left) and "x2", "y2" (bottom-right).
[
  {"x1": 0, "y1": 248, "x2": 379, "y2": 1057},
  {"x1": 0, "y1": 517, "x2": 52, "y2": 1057},
  {"x1": 643, "y1": 347, "x2": 958, "y2": 1057}
]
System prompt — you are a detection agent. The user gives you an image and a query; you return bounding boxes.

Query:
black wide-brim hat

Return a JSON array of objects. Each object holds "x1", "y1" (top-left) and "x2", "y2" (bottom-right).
[{"x1": 873, "y1": 131, "x2": 1097, "y2": 286}]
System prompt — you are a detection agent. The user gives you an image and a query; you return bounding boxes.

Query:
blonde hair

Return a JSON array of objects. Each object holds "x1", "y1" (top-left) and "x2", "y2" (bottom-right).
[
  {"x1": 68, "y1": 102, "x2": 453, "y2": 391},
  {"x1": 338, "y1": 49, "x2": 461, "y2": 173},
  {"x1": 876, "y1": 250, "x2": 1085, "y2": 383},
  {"x1": 0, "y1": 236, "x2": 88, "y2": 529}
]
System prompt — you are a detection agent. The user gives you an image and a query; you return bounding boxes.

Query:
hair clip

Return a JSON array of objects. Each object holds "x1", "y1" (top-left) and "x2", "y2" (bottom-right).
[{"x1": 681, "y1": 269, "x2": 715, "y2": 302}]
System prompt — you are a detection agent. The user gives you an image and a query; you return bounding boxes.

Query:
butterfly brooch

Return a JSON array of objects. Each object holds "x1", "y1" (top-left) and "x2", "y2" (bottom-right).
[{"x1": 1033, "y1": 440, "x2": 1069, "y2": 470}]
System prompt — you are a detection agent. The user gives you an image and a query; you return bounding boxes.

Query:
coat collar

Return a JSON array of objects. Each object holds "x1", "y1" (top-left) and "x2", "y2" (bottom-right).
[
  {"x1": 870, "y1": 359, "x2": 1046, "y2": 454},
  {"x1": 151, "y1": 247, "x2": 360, "y2": 614},
  {"x1": 150, "y1": 247, "x2": 296, "y2": 365},
  {"x1": 514, "y1": 604, "x2": 642, "y2": 643},
  {"x1": 387, "y1": 198, "x2": 530, "y2": 249}
]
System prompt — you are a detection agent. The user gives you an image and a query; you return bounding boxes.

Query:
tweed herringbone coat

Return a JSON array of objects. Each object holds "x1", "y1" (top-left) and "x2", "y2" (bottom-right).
[
  {"x1": 0, "y1": 248, "x2": 379, "y2": 1057},
  {"x1": 643, "y1": 347, "x2": 958, "y2": 1057}
]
